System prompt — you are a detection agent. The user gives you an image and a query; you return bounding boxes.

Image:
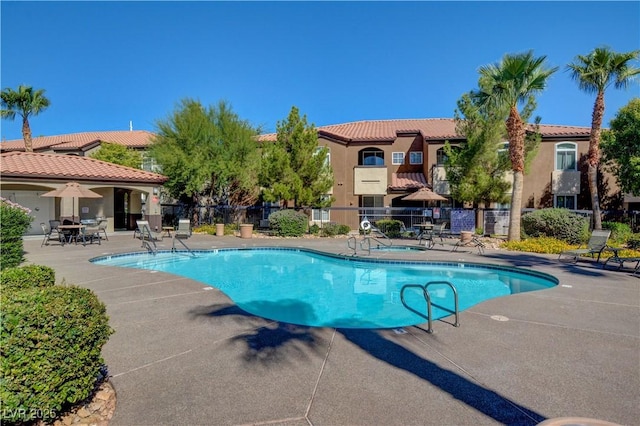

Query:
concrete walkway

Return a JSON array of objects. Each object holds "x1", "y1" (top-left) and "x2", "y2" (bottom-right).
[{"x1": 22, "y1": 232, "x2": 639, "y2": 426}]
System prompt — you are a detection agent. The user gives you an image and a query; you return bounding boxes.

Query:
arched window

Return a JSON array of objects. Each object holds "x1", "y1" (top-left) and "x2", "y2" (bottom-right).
[
  {"x1": 359, "y1": 148, "x2": 384, "y2": 166},
  {"x1": 556, "y1": 142, "x2": 577, "y2": 171}
]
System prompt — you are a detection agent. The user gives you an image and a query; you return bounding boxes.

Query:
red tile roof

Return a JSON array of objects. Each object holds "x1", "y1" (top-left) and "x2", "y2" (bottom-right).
[
  {"x1": 0, "y1": 130, "x2": 155, "y2": 152},
  {"x1": 1, "y1": 152, "x2": 167, "y2": 184},
  {"x1": 257, "y1": 119, "x2": 592, "y2": 143},
  {"x1": 389, "y1": 172, "x2": 428, "y2": 191}
]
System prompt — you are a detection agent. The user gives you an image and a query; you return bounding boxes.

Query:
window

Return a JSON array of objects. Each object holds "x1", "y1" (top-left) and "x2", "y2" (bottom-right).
[
  {"x1": 555, "y1": 195, "x2": 576, "y2": 209},
  {"x1": 436, "y1": 148, "x2": 448, "y2": 165},
  {"x1": 315, "y1": 146, "x2": 330, "y2": 167},
  {"x1": 392, "y1": 152, "x2": 405, "y2": 165},
  {"x1": 359, "y1": 148, "x2": 384, "y2": 166},
  {"x1": 409, "y1": 151, "x2": 423, "y2": 165},
  {"x1": 497, "y1": 142, "x2": 509, "y2": 153},
  {"x1": 141, "y1": 154, "x2": 161, "y2": 172},
  {"x1": 312, "y1": 208, "x2": 330, "y2": 222},
  {"x1": 361, "y1": 195, "x2": 384, "y2": 221},
  {"x1": 556, "y1": 142, "x2": 577, "y2": 171}
]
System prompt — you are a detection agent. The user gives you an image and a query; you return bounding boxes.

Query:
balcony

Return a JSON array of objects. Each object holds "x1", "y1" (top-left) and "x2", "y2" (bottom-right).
[
  {"x1": 354, "y1": 166, "x2": 387, "y2": 195},
  {"x1": 551, "y1": 170, "x2": 580, "y2": 194},
  {"x1": 432, "y1": 166, "x2": 450, "y2": 195}
]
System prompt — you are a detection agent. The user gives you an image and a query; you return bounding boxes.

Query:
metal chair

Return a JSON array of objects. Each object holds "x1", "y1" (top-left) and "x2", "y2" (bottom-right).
[
  {"x1": 96, "y1": 218, "x2": 109, "y2": 241},
  {"x1": 41, "y1": 222, "x2": 63, "y2": 246}
]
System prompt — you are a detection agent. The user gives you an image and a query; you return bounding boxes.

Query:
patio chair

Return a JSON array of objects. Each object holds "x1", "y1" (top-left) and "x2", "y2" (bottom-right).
[
  {"x1": 41, "y1": 222, "x2": 64, "y2": 246},
  {"x1": 558, "y1": 230, "x2": 611, "y2": 264},
  {"x1": 174, "y1": 219, "x2": 191, "y2": 239},
  {"x1": 96, "y1": 217, "x2": 109, "y2": 241}
]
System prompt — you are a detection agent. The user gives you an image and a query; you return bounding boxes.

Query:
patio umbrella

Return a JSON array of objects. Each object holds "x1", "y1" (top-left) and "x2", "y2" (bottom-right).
[
  {"x1": 41, "y1": 182, "x2": 102, "y2": 223},
  {"x1": 401, "y1": 187, "x2": 447, "y2": 205}
]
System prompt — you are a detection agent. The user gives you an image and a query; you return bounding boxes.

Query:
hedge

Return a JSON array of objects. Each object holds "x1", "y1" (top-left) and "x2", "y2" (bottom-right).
[
  {"x1": 0, "y1": 199, "x2": 33, "y2": 270},
  {"x1": 268, "y1": 209, "x2": 308, "y2": 236},
  {"x1": 0, "y1": 265, "x2": 56, "y2": 293},
  {"x1": 0, "y1": 285, "x2": 114, "y2": 424}
]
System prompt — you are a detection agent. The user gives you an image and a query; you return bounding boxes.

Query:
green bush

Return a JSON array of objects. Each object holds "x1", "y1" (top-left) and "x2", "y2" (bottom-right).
[
  {"x1": 319, "y1": 222, "x2": 351, "y2": 237},
  {"x1": 602, "y1": 221, "x2": 633, "y2": 246},
  {"x1": 268, "y1": 209, "x2": 308, "y2": 237},
  {"x1": 0, "y1": 198, "x2": 33, "y2": 270},
  {"x1": 0, "y1": 265, "x2": 55, "y2": 294},
  {"x1": 309, "y1": 224, "x2": 320, "y2": 235},
  {"x1": 0, "y1": 285, "x2": 113, "y2": 424},
  {"x1": 374, "y1": 219, "x2": 403, "y2": 238},
  {"x1": 521, "y1": 208, "x2": 589, "y2": 244},
  {"x1": 627, "y1": 234, "x2": 640, "y2": 250}
]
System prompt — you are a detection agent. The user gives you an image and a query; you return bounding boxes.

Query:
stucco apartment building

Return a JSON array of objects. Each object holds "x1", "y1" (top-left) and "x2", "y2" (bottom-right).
[
  {"x1": 0, "y1": 131, "x2": 166, "y2": 235},
  {"x1": 3, "y1": 120, "x2": 637, "y2": 235},
  {"x1": 261, "y1": 118, "x2": 638, "y2": 230}
]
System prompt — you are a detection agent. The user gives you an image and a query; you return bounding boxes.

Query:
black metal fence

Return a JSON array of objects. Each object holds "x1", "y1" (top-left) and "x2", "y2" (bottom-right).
[{"x1": 162, "y1": 203, "x2": 640, "y2": 234}]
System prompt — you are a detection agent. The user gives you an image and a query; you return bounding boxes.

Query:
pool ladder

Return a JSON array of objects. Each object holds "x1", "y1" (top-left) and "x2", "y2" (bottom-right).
[
  {"x1": 347, "y1": 228, "x2": 392, "y2": 256},
  {"x1": 400, "y1": 281, "x2": 460, "y2": 334}
]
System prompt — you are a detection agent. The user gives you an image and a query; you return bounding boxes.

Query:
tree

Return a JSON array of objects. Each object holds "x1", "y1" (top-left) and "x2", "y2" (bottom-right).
[
  {"x1": 89, "y1": 142, "x2": 142, "y2": 169},
  {"x1": 473, "y1": 51, "x2": 557, "y2": 241},
  {"x1": 150, "y1": 99, "x2": 261, "y2": 222},
  {"x1": 445, "y1": 92, "x2": 513, "y2": 207},
  {"x1": 1, "y1": 85, "x2": 51, "y2": 152},
  {"x1": 259, "y1": 106, "x2": 334, "y2": 209},
  {"x1": 601, "y1": 98, "x2": 640, "y2": 196},
  {"x1": 567, "y1": 47, "x2": 640, "y2": 229}
]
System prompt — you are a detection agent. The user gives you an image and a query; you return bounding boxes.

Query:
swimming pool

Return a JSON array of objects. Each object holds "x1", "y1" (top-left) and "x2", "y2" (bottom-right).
[{"x1": 91, "y1": 248, "x2": 558, "y2": 329}]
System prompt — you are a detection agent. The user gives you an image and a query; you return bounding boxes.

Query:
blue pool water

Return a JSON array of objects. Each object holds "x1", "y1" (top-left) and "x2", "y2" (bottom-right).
[{"x1": 91, "y1": 248, "x2": 557, "y2": 329}]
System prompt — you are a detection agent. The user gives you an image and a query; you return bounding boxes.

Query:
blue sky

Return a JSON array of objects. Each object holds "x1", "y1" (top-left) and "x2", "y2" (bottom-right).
[{"x1": 1, "y1": 1, "x2": 639, "y2": 141}]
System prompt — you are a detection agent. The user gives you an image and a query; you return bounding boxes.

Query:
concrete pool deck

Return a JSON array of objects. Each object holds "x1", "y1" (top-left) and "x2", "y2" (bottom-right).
[{"x1": 21, "y1": 232, "x2": 639, "y2": 426}]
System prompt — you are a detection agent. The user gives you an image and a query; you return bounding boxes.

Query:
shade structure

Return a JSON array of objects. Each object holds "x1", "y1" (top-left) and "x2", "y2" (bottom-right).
[
  {"x1": 41, "y1": 182, "x2": 102, "y2": 222},
  {"x1": 401, "y1": 187, "x2": 447, "y2": 202}
]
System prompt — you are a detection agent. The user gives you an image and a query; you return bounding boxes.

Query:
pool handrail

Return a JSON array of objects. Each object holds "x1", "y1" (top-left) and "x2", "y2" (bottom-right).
[{"x1": 400, "y1": 280, "x2": 460, "y2": 334}]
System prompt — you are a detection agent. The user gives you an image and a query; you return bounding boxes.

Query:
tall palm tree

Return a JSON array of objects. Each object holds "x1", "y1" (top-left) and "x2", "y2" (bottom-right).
[
  {"x1": 567, "y1": 47, "x2": 640, "y2": 230},
  {"x1": 1, "y1": 85, "x2": 51, "y2": 152},
  {"x1": 474, "y1": 51, "x2": 558, "y2": 241}
]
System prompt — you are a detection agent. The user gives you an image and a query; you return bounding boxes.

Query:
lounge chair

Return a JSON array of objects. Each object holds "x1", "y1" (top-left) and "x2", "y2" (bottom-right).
[
  {"x1": 451, "y1": 233, "x2": 486, "y2": 255},
  {"x1": 174, "y1": 219, "x2": 191, "y2": 239},
  {"x1": 135, "y1": 220, "x2": 163, "y2": 243},
  {"x1": 558, "y1": 230, "x2": 611, "y2": 263}
]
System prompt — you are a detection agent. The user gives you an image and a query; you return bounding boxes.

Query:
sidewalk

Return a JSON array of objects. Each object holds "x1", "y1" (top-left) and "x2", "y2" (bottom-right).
[{"x1": 21, "y1": 232, "x2": 640, "y2": 425}]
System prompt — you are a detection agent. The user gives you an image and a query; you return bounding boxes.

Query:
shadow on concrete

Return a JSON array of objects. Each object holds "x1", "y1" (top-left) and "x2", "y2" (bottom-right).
[
  {"x1": 189, "y1": 301, "x2": 324, "y2": 366},
  {"x1": 190, "y1": 301, "x2": 546, "y2": 425},
  {"x1": 339, "y1": 328, "x2": 547, "y2": 426},
  {"x1": 480, "y1": 252, "x2": 611, "y2": 277}
]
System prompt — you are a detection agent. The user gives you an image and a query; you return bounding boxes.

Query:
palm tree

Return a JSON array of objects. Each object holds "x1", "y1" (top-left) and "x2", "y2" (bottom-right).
[
  {"x1": 1, "y1": 85, "x2": 51, "y2": 152},
  {"x1": 567, "y1": 47, "x2": 640, "y2": 230},
  {"x1": 474, "y1": 51, "x2": 558, "y2": 241}
]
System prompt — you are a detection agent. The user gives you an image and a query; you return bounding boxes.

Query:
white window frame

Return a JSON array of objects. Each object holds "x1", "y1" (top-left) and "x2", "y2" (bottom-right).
[
  {"x1": 555, "y1": 142, "x2": 577, "y2": 171},
  {"x1": 392, "y1": 152, "x2": 405, "y2": 165},
  {"x1": 409, "y1": 151, "x2": 423, "y2": 165}
]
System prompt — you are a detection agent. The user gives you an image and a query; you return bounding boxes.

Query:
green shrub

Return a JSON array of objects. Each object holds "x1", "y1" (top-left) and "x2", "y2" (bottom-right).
[
  {"x1": 374, "y1": 219, "x2": 403, "y2": 238},
  {"x1": 0, "y1": 198, "x2": 33, "y2": 270},
  {"x1": 521, "y1": 208, "x2": 589, "y2": 244},
  {"x1": 0, "y1": 285, "x2": 113, "y2": 424},
  {"x1": 602, "y1": 221, "x2": 633, "y2": 246},
  {"x1": 627, "y1": 234, "x2": 640, "y2": 250},
  {"x1": 309, "y1": 224, "x2": 320, "y2": 235},
  {"x1": 319, "y1": 222, "x2": 351, "y2": 237},
  {"x1": 268, "y1": 209, "x2": 308, "y2": 237},
  {"x1": 0, "y1": 265, "x2": 55, "y2": 294}
]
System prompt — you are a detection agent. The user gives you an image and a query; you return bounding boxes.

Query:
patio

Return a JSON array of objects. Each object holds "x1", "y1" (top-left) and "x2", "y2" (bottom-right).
[{"x1": 21, "y1": 232, "x2": 639, "y2": 425}]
